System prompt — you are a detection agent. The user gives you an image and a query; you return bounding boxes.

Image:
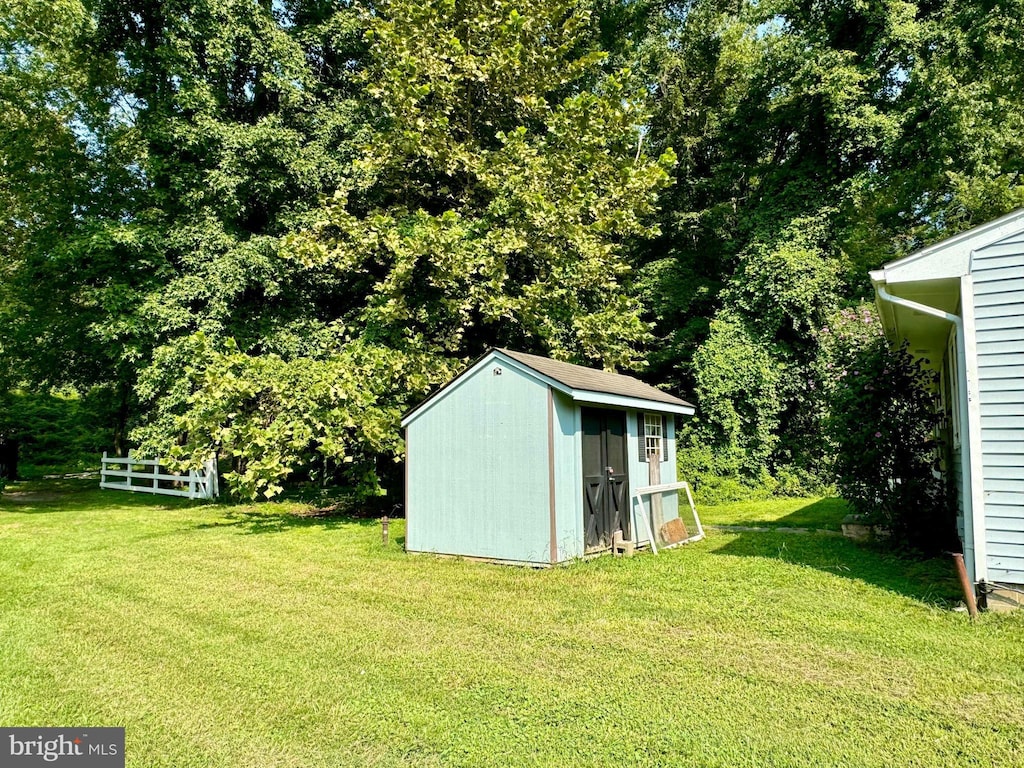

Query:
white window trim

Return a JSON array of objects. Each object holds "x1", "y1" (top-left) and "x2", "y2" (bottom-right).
[{"x1": 643, "y1": 412, "x2": 663, "y2": 461}]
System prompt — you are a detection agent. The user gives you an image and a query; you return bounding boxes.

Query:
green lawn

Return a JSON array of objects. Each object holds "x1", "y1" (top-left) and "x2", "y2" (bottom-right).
[
  {"x1": 2, "y1": 480, "x2": 1023, "y2": 767},
  {"x1": 698, "y1": 496, "x2": 850, "y2": 530}
]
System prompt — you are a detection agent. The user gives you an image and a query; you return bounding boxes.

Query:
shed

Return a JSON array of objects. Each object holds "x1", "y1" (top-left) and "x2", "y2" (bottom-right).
[
  {"x1": 401, "y1": 348, "x2": 696, "y2": 565},
  {"x1": 871, "y1": 208, "x2": 1024, "y2": 608}
]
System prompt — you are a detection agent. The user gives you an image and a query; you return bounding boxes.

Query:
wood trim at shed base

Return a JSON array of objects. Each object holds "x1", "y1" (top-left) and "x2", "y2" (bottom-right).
[
  {"x1": 405, "y1": 541, "x2": 662, "y2": 568},
  {"x1": 404, "y1": 550, "x2": 554, "y2": 568}
]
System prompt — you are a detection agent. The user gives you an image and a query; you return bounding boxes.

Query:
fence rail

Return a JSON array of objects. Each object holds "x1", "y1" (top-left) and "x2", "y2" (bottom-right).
[{"x1": 100, "y1": 452, "x2": 219, "y2": 500}]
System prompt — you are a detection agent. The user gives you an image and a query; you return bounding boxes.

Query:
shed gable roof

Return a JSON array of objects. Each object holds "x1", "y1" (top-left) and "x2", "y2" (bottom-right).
[
  {"x1": 401, "y1": 348, "x2": 695, "y2": 427},
  {"x1": 497, "y1": 349, "x2": 693, "y2": 409}
]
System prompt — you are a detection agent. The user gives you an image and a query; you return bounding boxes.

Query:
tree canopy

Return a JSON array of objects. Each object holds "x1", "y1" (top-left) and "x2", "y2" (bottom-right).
[{"x1": 2, "y1": 0, "x2": 1021, "y2": 498}]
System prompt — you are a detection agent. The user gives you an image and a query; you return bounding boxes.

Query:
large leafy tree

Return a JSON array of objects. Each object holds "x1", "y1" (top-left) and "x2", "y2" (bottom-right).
[
  {"x1": 638, "y1": 0, "x2": 912, "y2": 487},
  {"x1": 5, "y1": 0, "x2": 1023, "y2": 501},
  {"x1": 846, "y1": 0, "x2": 1024, "y2": 264},
  {"x1": 134, "y1": 0, "x2": 674, "y2": 497},
  {"x1": 0, "y1": 0, "x2": 146, "y2": 449},
  {"x1": 3, "y1": 0, "x2": 372, "y2": 467},
  {"x1": 638, "y1": 0, "x2": 1024, "y2": 494}
]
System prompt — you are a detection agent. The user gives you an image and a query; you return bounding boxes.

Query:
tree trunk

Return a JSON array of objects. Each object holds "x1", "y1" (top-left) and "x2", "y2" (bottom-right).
[{"x1": 0, "y1": 437, "x2": 19, "y2": 480}]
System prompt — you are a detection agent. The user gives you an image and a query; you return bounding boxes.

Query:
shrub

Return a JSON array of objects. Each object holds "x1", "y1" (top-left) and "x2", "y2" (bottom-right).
[
  {"x1": 825, "y1": 314, "x2": 956, "y2": 553},
  {"x1": 688, "y1": 311, "x2": 784, "y2": 482},
  {"x1": 0, "y1": 388, "x2": 115, "y2": 476}
]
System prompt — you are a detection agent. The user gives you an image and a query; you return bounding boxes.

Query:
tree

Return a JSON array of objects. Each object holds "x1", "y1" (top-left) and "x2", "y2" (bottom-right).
[
  {"x1": 846, "y1": 0, "x2": 1024, "y2": 268},
  {"x1": 823, "y1": 306, "x2": 955, "y2": 553},
  {"x1": 133, "y1": 0, "x2": 675, "y2": 498},
  {"x1": 636, "y1": 0, "x2": 1024, "y2": 494}
]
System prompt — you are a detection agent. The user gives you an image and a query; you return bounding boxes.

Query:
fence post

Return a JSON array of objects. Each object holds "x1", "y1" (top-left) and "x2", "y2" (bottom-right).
[{"x1": 205, "y1": 457, "x2": 218, "y2": 499}]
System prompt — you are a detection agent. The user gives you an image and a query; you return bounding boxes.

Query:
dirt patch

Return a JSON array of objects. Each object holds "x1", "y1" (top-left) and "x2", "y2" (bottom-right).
[{"x1": 2, "y1": 491, "x2": 67, "y2": 505}]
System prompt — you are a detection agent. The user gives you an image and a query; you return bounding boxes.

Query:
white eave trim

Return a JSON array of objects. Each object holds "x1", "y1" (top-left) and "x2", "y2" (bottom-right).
[
  {"x1": 401, "y1": 350, "x2": 569, "y2": 428},
  {"x1": 570, "y1": 390, "x2": 695, "y2": 416},
  {"x1": 875, "y1": 208, "x2": 1024, "y2": 284}
]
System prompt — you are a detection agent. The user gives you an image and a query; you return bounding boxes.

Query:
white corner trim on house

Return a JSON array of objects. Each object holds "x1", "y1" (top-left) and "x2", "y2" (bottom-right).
[{"x1": 872, "y1": 279, "x2": 982, "y2": 584}]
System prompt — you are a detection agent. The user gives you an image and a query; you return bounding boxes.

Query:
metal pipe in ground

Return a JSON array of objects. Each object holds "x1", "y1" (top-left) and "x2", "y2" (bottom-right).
[{"x1": 951, "y1": 553, "x2": 979, "y2": 619}]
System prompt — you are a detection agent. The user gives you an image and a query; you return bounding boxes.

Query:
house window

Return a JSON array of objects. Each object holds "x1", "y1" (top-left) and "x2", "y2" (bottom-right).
[{"x1": 640, "y1": 412, "x2": 664, "y2": 462}]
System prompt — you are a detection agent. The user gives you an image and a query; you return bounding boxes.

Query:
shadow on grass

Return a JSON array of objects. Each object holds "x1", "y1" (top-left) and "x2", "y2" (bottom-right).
[
  {"x1": 772, "y1": 498, "x2": 849, "y2": 530},
  {"x1": 1, "y1": 478, "x2": 401, "y2": 528},
  {"x1": 194, "y1": 509, "x2": 385, "y2": 535},
  {"x1": 711, "y1": 530, "x2": 963, "y2": 606},
  {"x1": 0, "y1": 478, "x2": 200, "y2": 514},
  {"x1": 698, "y1": 497, "x2": 849, "y2": 531}
]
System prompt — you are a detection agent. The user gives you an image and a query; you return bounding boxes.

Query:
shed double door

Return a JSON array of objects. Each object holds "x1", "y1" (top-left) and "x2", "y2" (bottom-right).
[{"x1": 582, "y1": 407, "x2": 630, "y2": 551}]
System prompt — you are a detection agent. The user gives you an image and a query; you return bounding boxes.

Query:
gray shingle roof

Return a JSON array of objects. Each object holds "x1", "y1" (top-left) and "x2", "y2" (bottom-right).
[{"x1": 497, "y1": 349, "x2": 694, "y2": 409}]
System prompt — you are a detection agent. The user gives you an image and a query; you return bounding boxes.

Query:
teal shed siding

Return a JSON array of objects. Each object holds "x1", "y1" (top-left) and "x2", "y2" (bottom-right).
[
  {"x1": 972, "y1": 232, "x2": 1024, "y2": 584},
  {"x1": 551, "y1": 391, "x2": 583, "y2": 560},
  {"x1": 404, "y1": 350, "x2": 693, "y2": 564},
  {"x1": 627, "y1": 412, "x2": 679, "y2": 544},
  {"x1": 405, "y1": 361, "x2": 553, "y2": 564}
]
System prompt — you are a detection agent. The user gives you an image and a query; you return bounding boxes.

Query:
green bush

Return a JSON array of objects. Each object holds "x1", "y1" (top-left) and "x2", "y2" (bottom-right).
[
  {"x1": 686, "y1": 311, "x2": 785, "y2": 481},
  {"x1": 825, "y1": 313, "x2": 956, "y2": 553},
  {"x1": 677, "y1": 431, "x2": 830, "y2": 505},
  {"x1": 676, "y1": 442, "x2": 762, "y2": 504},
  {"x1": 0, "y1": 388, "x2": 116, "y2": 476}
]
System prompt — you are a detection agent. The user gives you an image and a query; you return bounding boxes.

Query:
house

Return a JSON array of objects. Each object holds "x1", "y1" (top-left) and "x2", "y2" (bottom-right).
[
  {"x1": 871, "y1": 209, "x2": 1024, "y2": 608},
  {"x1": 400, "y1": 348, "x2": 696, "y2": 565}
]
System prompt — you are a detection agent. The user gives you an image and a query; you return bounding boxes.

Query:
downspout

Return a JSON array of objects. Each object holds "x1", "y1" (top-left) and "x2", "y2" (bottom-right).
[{"x1": 874, "y1": 284, "x2": 981, "y2": 589}]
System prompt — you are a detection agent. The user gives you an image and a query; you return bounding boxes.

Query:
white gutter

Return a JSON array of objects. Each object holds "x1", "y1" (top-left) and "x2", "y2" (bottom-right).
[{"x1": 874, "y1": 284, "x2": 984, "y2": 587}]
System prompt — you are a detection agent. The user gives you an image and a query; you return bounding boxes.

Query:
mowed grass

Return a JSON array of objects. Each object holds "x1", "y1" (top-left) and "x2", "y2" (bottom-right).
[
  {"x1": 699, "y1": 496, "x2": 850, "y2": 530},
  {"x1": 2, "y1": 481, "x2": 1023, "y2": 767}
]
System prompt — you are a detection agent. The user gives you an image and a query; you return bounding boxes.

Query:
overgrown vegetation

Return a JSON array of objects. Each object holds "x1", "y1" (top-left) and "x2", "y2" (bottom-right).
[
  {"x1": 0, "y1": 389, "x2": 115, "y2": 476},
  {"x1": 3, "y1": 0, "x2": 1024, "y2": 498},
  {"x1": 2, "y1": 480, "x2": 1023, "y2": 767},
  {"x1": 825, "y1": 309, "x2": 956, "y2": 554}
]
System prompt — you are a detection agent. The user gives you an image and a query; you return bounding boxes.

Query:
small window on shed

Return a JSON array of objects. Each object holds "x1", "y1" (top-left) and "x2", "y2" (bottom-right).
[{"x1": 639, "y1": 412, "x2": 666, "y2": 462}]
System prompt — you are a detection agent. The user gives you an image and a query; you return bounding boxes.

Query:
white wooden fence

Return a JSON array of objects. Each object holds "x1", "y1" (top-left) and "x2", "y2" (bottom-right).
[{"x1": 100, "y1": 452, "x2": 219, "y2": 500}]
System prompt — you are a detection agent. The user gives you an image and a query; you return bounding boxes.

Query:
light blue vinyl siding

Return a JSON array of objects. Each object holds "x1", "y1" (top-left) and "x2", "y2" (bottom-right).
[
  {"x1": 627, "y1": 411, "x2": 679, "y2": 545},
  {"x1": 972, "y1": 235, "x2": 1024, "y2": 585},
  {"x1": 405, "y1": 351, "x2": 691, "y2": 563},
  {"x1": 406, "y1": 362, "x2": 552, "y2": 564},
  {"x1": 552, "y1": 390, "x2": 583, "y2": 561}
]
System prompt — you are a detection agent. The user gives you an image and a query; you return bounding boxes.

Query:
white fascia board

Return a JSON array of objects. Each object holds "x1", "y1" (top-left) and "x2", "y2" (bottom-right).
[
  {"x1": 401, "y1": 348, "x2": 694, "y2": 427},
  {"x1": 489, "y1": 350, "x2": 575, "y2": 396},
  {"x1": 400, "y1": 354, "x2": 490, "y2": 428},
  {"x1": 570, "y1": 390, "x2": 695, "y2": 416},
  {"x1": 878, "y1": 208, "x2": 1024, "y2": 284}
]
